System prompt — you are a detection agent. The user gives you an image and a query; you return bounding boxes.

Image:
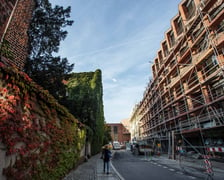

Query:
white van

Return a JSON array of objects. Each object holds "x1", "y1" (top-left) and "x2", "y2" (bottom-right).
[{"x1": 113, "y1": 141, "x2": 121, "y2": 150}]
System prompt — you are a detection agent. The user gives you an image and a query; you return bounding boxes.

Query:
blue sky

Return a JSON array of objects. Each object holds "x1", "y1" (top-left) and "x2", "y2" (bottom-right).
[{"x1": 49, "y1": 0, "x2": 181, "y2": 123}]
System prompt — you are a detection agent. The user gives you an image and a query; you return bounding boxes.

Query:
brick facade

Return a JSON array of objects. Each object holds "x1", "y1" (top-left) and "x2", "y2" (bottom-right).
[
  {"x1": 107, "y1": 123, "x2": 131, "y2": 145},
  {"x1": 0, "y1": 0, "x2": 35, "y2": 70},
  {"x1": 0, "y1": 0, "x2": 16, "y2": 39}
]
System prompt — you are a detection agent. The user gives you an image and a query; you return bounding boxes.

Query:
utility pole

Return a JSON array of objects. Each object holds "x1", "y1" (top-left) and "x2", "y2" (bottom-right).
[
  {"x1": 172, "y1": 131, "x2": 175, "y2": 159},
  {"x1": 168, "y1": 131, "x2": 171, "y2": 158}
]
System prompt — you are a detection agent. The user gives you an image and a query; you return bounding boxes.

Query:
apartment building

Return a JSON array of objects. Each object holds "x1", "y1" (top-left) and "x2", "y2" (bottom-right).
[
  {"x1": 130, "y1": 0, "x2": 224, "y2": 158},
  {"x1": 107, "y1": 120, "x2": 131, "y2": 145}
]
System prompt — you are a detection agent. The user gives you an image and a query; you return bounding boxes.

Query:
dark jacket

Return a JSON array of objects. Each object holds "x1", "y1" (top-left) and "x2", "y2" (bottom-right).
[{"x1": 103, "y1": 149, "x2": 111, "y2": 162}]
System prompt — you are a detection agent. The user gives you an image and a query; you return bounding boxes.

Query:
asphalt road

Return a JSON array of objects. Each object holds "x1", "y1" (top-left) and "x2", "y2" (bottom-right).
[{"x1": 112, "y1": 150, "x2": 200, "y2": 180}]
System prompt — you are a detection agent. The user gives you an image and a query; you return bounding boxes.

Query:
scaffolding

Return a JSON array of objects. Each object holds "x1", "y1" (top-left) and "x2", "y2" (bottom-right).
[{"x1": 130, "y1": 1, "x2": 224, "y2": 173}]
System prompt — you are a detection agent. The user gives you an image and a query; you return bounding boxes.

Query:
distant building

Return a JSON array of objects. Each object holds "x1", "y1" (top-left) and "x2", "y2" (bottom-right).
[
  {"x1": 129, "y1": 104, "x2": 142, "y2": 142},
  {"x1": 0, "y1": 0, "x2": 35, "y2": 69},
  {"x1": 107, "y1": 119, "x2": 131, "y2": 145}
]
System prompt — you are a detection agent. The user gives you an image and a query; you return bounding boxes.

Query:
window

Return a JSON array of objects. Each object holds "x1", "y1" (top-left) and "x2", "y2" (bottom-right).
[
  {"x1": 210, "y1": 79, "x2": 224, "y2": 99},
  {"x1": 163, "y1": 42, "x2": 169, "y2": 57},
  {"x1": 170, "y1": 59, "x2": 176, "y2": 68},
  {"x1": 169, "y1": 31, "x2": 175, "y2": 47},
  {"x1": 175, "y1": 17, "x2": 184, "y2": 35},
  {"x1": 158, "y1": 51, "x2": 163, "y2": 65},
  {"x1": 212, "y1": 55, "x2": 218, "y2": 65},
  {"x1": 185, "y1": 0, "x2": 196, "y2": 20},
  {"x1": 217, "y1": 19, "x2": 224, "y2": 33},
  {"x1": 209, "y1": 3, "x2": 224, "y2": 21},
  {"x1": 113, "y1": 126, "x2": 118, "y2": 134}
]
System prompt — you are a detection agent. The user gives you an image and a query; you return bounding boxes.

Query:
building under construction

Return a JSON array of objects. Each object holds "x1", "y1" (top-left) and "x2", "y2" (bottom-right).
[{"x1": 130, "y1": 0, "x2": 224, "y2": 159}]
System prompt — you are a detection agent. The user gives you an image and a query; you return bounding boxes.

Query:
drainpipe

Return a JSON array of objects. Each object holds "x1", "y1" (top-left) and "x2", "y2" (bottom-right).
[{"x1": 0, "y1": 0, "x2": 19, "y2": 46}]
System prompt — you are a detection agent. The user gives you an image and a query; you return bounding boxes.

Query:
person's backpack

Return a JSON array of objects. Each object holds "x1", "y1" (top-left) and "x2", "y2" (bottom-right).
[{"x1": 104, "y1": 149, "x2": 111, "y2": 160}]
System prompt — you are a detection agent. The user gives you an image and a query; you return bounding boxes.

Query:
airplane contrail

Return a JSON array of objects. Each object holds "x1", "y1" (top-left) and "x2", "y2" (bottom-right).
[{"x1": 69, "y1": 35, "x2": 154, "y2": 59}]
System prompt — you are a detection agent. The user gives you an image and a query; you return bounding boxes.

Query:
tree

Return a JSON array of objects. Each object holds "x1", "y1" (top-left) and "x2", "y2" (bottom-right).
[
  {"x1": 103, "y1": 124, "x2": 112, "y2": 145},
  {"x1": 24, "y1": 0, "x2": 74, "y2": 99}
]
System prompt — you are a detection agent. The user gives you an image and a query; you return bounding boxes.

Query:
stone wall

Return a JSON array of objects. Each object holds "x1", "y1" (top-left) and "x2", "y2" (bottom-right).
[{"x1": 0, "y1": 63, "x2": 86, "y2": 180}]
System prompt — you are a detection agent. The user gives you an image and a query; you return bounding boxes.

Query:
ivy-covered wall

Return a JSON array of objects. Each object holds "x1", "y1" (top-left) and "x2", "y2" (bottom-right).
[
  {"x1": 63, "y1": 69, "x2": 105, "y2": 155},
  {"x1": 0, "y1": 62, "x2": 86, "y2": 180}
]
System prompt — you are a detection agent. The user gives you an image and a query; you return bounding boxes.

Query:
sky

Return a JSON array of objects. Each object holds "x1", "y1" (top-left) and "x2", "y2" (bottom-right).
[{"x1": 49, "y1": 0, "x2": 181, "y2": 123}]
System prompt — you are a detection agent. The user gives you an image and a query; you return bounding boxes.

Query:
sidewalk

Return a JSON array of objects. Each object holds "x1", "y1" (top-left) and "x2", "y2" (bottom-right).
[
  {"x1": 63, "y1": 153, "x2": 121, "y2": 180},
  {"x1": 145, "y1": 154, "x2": 224, "y2": 179}
]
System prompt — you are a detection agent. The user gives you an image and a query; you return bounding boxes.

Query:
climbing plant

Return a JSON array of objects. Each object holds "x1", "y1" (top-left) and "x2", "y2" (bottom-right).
[
  {"x1": 61, "y1": 69, "x2": 105, "y2": 155},
  {"x1": 0, "y1": 63, "x2": 85, "y2": 180},
  {"x1": 0, "y1": 39, "x2": 13, "y2": 59}
]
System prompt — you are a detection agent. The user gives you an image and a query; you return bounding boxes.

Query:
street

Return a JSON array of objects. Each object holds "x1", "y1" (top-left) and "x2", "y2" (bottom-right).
[{"x1": 112, "y1": 150, "x2": 199, "y2": 180}]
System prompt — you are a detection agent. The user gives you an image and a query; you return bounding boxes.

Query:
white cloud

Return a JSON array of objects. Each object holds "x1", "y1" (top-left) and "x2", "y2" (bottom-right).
[{"x1": 112, "y1": 78, "x2": 117, "y2": 82}]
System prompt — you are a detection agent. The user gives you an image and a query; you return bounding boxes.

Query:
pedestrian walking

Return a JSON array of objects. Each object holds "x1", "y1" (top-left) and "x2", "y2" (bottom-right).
[{"x1": 101, "y1": 144, "x2": 112, "y2": 174}]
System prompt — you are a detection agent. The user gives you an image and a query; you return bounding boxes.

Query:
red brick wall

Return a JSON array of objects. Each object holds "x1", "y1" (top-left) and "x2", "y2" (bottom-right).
[
  {"x1": 0, "y1": 0, "x2": 16, "y2": 39},
  {"x1": 0, "y1": 0, "x2": 35, "y2": 70},
  {"x1": 107, "y1": 123, "x2": 131, "y2": 144}
]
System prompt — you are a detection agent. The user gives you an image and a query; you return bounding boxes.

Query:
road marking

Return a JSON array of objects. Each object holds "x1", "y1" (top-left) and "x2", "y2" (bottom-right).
[
  {"x1": 163, "y1": 166, "x2": 167, "y2": 169},
  {"x1": 158, "y1": 164, "x2": 162, "y2": 167},
  {"x1": 111, "y1": 161, "x2": 125, "y2": 180},
  {"x1": 169, "y1": 168, "x2": 175, "y2": 171},
  {"x1": 188, "y1": 176, "x2": 196, "y2": 179}
]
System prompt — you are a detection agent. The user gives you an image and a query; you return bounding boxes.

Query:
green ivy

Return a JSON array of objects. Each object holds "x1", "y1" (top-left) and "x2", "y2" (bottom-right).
[
  {"x1": 62, "y1": 69, "x2": 105, "y2": 154},
  {"x1": 0, "y1": 39, "x2": 13, "y2": 59}
]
